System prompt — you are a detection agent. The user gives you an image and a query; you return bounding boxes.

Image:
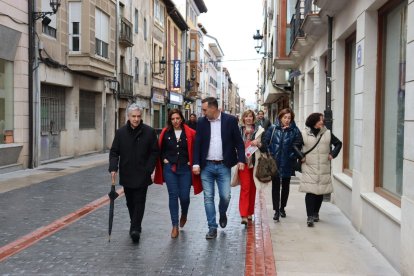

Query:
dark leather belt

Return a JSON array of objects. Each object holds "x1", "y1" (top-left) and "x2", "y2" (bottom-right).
[{"x1": 207, "y1": 160, "x2": 223, "y2": 164}]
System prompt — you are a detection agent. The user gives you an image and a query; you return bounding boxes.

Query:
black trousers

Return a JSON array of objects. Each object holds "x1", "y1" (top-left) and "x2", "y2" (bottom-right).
[
  {"x1": 272, "y1": 174, "x2": 291, "y2": 211},
  {"x1": 124, "y1": 186, "x2": 148, "y2": 232},
  {"x1": 305, "y1": 193, "x2": 324, "y2": 217}
]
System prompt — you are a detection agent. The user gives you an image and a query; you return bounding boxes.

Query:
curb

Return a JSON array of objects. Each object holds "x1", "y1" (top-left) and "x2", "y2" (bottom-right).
[{"x1": 245, "y1": 189, "x2": 277, "y2": 276}]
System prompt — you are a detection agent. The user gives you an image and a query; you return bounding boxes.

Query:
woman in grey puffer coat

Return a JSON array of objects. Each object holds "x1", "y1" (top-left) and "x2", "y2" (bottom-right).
[
  {"x1": 262, "y1": 108, "x2": 302, "y2": 221},
  {"x1": 296, "y1": 113, "x2": 342, "y2": 227}
]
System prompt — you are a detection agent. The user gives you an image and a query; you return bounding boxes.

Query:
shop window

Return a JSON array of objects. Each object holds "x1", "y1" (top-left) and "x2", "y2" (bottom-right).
[
  {"x1": 343, "y1": 32, "x2": 356, "y2": 175},
  {"x1": 0, "y1": 59, "x2": 13, "y2": 144},
  {"x1": 375, "y1": 0, "x2": 407, "y2": 202}
]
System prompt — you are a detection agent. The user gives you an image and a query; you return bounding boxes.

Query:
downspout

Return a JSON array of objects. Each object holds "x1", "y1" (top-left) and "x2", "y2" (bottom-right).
[
  {"x1": 28, "y1": 1, "x2": 34, "y2": 168},
  {"x1": 324, "y1": 15, "x2": 333, "y2": 131},
  {"x1": 324, "y1": 15, "x2": 333, "y2": 202},
  {"x1": 114, "y1": 0, "x2": 119, "y2": 134}
]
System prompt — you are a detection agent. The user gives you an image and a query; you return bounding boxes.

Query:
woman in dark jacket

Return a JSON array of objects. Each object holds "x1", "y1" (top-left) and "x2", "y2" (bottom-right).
[
  {"x1": 262, "y1": 108, "x2": 302, "y2": 221},
  {"x1": 154, "y1": 109, "x2": 202, "y2": 238}
]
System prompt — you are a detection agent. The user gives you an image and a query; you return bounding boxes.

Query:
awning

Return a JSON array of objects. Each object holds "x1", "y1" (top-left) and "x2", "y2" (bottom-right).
[{"x1": 263, "y1": 82, "x2": 289, "y2": 105}]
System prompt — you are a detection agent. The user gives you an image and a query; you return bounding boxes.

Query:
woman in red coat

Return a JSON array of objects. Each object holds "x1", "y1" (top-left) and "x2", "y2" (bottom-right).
[{"x1": 154, "y1": 109, "x2": 202, "y2": 238}]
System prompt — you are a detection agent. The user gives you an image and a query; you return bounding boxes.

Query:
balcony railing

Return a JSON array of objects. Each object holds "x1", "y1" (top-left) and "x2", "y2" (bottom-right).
[
  {"x1": 119, "y1": 73, "x2": 133, "y2": 98},
  {"x1": 119, "y1": 17, "x2": 133, "y2": 47},
  {"x1": 290, "y1": 0, "x2": 305, "y2": 49},
  {"x1": 304, "y1": 0, "x2": 320, "y2": 16}
]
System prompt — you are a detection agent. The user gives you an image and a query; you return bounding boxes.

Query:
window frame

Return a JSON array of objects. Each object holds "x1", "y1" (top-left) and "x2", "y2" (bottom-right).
[
  {"x1": 374, "y1": 0, "x2": 406, "y2": 206},
  {"x1": 134, "y1": 8, "x2": 139, "y2": 34},
  {"x1": 343, "y1": 32, "x2": 356, "y2": 176},
  {"x1": 95, "y1": 8, "x2": 109, "y2": 59}
]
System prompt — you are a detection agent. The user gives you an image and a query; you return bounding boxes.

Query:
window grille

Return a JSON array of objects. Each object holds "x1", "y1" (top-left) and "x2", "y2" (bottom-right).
[{"x1": 41, "y1": 85, "x2": 65, "y2": 134}]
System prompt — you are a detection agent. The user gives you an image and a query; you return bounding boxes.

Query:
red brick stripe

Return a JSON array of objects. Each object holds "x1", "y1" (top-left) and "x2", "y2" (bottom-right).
[
  {"x1": 0, "y1": 188, "x2": 124, "y2": 262},
  {"x1": 245, "y1": 189, "x2": 277, "y2": 276}
]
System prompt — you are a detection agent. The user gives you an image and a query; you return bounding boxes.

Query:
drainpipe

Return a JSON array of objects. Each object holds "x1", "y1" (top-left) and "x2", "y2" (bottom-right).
[
  {"x1": 114, "y1": 0, "x2": 119, "y2": 134},
  {"x1": 324, "y1": 15, "x2": 333, "y2": 131},
  {"x1": 324, "y1": 15, "x2": 333, "y2": 202},
  {"x1": 28, "y1": 1, "x2": 34, "y2": 168},
  {"x1": 28, "y1": 1, "x2": 40, "y2": 168}
]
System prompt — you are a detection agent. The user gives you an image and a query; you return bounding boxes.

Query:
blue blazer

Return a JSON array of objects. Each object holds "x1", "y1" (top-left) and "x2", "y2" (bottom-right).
[{"x1": 193, "y1": 112, "x2": 245, "y2": 169}]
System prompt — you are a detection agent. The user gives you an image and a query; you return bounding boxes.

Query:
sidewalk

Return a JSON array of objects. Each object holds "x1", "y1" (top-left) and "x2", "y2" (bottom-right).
[
  {"x1": 0, "y1": 153, "x2": 108, "y2": 193},
  {"x1": 262, "y1": 177, "x2": 399, "y2": 275}
]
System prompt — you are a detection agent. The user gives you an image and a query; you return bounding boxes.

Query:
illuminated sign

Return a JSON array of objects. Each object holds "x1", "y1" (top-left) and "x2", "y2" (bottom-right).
[{"x1": 173, "y1": 60, "x2": 180, "y2": 88}]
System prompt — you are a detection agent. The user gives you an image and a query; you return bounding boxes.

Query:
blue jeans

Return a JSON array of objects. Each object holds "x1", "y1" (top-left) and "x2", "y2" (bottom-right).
[
  {"x1": 163, "y1": 163, "x2": 192, "y2": 226},
  {"x1": 200, "y1": 161, "x2": 231, "y2": 230}
]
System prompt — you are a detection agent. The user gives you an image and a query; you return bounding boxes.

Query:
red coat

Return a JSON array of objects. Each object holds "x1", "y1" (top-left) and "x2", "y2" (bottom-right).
[{"x1": 154, "y1": 124, "x2": 203, "y2": 195}]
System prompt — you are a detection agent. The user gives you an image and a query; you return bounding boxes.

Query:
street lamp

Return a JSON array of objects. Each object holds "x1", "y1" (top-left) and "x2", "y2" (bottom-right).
[
  {"x1": 253, "y1": 30, "x2": 272, "y2": 58},
  {"x1": 33, "y1": 0, "x2": 61, "y2": 21},
  {"x1": 153, "y1": 56, "x2": 166, "y2": 75}
]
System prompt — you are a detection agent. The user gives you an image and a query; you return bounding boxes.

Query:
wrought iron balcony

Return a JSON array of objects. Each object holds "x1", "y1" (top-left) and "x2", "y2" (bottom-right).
[
  {"x1": 119, "y1": 73, "x2": 133, "y2": 99},
  {"x1": 119, "y1": 17, "x2": 133, "y2": 48},
  {"x1": 290, "y1": 14, "x2": 304, "y2": 49}
]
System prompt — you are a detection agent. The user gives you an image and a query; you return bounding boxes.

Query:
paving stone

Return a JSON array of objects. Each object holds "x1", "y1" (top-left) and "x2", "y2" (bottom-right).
[{"x1": 0, "y1": 165, "x2": 246, "y2": 275}]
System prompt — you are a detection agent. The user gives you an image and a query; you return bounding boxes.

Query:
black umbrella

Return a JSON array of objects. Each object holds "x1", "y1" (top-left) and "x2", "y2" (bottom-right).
[{"x1": 108, "y1": 175, "x2": 119, "y2": 242}]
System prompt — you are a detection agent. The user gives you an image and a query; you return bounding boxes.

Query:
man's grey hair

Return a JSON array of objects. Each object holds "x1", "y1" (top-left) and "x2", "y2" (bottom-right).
[{"x1": 127, "y1": 103, "x2": 143, "y2": 115}]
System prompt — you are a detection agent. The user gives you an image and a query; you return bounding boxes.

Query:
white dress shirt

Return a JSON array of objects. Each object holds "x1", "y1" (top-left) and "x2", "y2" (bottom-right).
[{"x1": 206, "y1": 113, "x2": 223, "y2": 161}]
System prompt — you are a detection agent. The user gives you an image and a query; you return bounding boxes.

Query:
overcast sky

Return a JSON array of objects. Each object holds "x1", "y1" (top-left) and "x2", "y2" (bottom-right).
[{"x1": 199, "y1": 1, "x2": 263, "y2": 107}]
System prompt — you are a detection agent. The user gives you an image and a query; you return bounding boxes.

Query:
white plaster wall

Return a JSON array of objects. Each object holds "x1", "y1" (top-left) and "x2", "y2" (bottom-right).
[
  {"x1": 361, "y1": 200, "x2": 401, "y2": 270},
  {"x1": 401, "y1": 1, "x2": 414, "y2": 274}
]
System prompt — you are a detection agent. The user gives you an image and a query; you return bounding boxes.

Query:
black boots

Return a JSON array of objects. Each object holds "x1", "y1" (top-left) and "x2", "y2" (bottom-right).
[
  {"x1": 279, "y1": 208, "x2": 286, "y2": 218},
  {"x1": 273, "y1": 211, "x2": 280, "y2": 221},
  {"x1": 313, "y1": 213, "x2": 319, "y2": 222},
  {"x1": 307, "y1": 216, "x2": 314, "y2": 227}
]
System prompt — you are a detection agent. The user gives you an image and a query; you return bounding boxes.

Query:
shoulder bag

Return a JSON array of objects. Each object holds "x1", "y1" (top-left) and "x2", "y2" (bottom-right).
[
  {"x1": 255, "y1": 126, "x2": 278, "y2": 182},
  {"x1": 293, "y1": 133, "x2": 324, "y2": 172}
]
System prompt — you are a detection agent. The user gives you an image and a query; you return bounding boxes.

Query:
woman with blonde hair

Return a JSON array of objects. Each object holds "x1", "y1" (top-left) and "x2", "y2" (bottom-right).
[{"x1": 238, "y1": 109, "x2": 267, "y2": 224}]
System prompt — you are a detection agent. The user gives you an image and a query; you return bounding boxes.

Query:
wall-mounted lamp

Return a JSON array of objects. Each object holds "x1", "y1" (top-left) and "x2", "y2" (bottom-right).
[
  {"x1": 153, "y1": 56, "x2": 166, "y2": 75},
  {"x1": 253, "y1": 30, "x2": 263, "y2": 53},
  {"x1": 33, "y1": 0, "x2": 61, "y2": 21},
  {"x1": 109, "y1": 78, "x2": 118, "y2": 92},
  {"x1": 253, "y1": 29, "x2": 272, "y2": 58}
]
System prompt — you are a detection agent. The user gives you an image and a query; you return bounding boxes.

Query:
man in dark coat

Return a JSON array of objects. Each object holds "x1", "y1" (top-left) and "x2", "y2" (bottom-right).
[
  {"x1": 256, "y1": 110, "x2": 271, "y2": 131},
  {"x1": 193, "y1": 97, "x2": 245, "y2": 239},
  {"x1": 187, "y1": 113, "x2": 197, "y2": 130},
  {"x1": 109, "y1": 103, "x2": 159, "y2": 243}
]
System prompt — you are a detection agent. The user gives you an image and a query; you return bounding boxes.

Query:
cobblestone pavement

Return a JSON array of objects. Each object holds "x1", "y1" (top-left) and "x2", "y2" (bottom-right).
[{"x1": 0, "y1": 164, "x2": 246, "y2": 275}]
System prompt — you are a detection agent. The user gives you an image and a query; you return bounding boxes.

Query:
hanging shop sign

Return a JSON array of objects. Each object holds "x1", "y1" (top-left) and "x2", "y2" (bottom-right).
[
  {"x1": 152, "y1": 89, "x2": 165, "y2": 104},
  {"x1": 169, "y1": 91, "x2": 183, "y2": 105},
  {"x1": 173, "y1": 60, "x2": 180, "y2": 89}
]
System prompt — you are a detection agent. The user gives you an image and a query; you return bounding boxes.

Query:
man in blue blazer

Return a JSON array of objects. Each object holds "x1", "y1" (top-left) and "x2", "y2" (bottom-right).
[{"x1": 193, "y1": 97, "x2": 245, "y2": 239}]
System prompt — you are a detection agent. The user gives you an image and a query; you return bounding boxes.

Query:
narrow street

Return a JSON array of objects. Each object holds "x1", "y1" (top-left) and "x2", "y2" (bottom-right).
[{"x1": 0, "y1": 164, "x2": 246, "y2": 275}]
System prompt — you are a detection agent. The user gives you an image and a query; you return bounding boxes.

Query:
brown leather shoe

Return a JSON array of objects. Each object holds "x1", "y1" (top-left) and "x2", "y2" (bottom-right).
[
  {"x1": 179, "y1": 215, "x2": 187, "y2": 228},
  {"x1": 171, "y1": 226, "x2": 179, "y2": 238}
]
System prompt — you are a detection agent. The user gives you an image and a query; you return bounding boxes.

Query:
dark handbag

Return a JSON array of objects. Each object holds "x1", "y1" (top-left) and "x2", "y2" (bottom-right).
[
  {"x1": 255, "y1": 152, "x2": 277, "y2": 183},
  {"x1": 255, "y1": 126, "x2": 278, "y2": 182},
  {"x1": 294, "y1": 133, "x2": 324, "y2": 173}
]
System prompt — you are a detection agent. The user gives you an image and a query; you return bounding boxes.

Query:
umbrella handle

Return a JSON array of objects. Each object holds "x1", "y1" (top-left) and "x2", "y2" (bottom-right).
[{"x1": 111, "y1": 173, "x2": 116, "y2": 186}]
